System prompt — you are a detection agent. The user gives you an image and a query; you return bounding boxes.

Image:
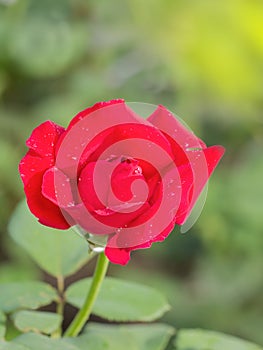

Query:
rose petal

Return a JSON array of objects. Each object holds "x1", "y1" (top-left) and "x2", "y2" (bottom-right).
[
  {"x1": 26, "y1": 120, "x2": 65, "y2": 158},
  {"x1": 105, "y1": 221, "x2": 175, "y2": 265},
  {"x1": 203, "y1": 145, "x2": 225, "y2": 176},
  {"x1": 63, "y1": 203, "x2": 114, "y2": 234},
  {"x1": 148, "y1": 105, "x2": 205, "y2": 155},
  {"x1": 67, "y1": 99, "x2": 125, "y2": 130},
  {"x1": 175, "y1": 145, "x2": 225, "y2": 224},
  {"x1": 25, "y1": 174, "x2": 70, "y2": 229},
  {"x1": 19, "y1": 150, "x2": 53, "y2": 186},
  {"x1": 57, "y1": 102, "x2": 172, "y2": 177},
  {"x1": 78, "y1": 159, "x2": 151, "y2": 230},
  {"x1": 54, "y1": 102, "x2": 135, "y2": 177},
  {"x1": 42, "y1": 167, "x2": 74, "y2": 208},
  {"x1": 105, "y1": 246, "x2": 131, "y2": 265},
  {"x1": 78, "y1": 161, "x2": 110, "y2": 212},
  {"x1": 85, "y1": 123, "x2": 173, "y2": 172}
]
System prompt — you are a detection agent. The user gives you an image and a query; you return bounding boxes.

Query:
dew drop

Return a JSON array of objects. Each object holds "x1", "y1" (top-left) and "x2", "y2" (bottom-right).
[
  {"x1": 91, "y1": 246, "x2": 105, "y2": 253},
  {"x1": 133, "y1": 166, "x2": 142, "y2": 175}
]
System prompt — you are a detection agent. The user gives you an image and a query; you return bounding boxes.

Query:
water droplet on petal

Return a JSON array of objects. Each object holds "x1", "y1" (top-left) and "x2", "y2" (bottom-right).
[
  {"x1": 133, "y1": 166, "x2": 142, "y2": 175},
  {"x1": 91, "y1": 246, "x2": 105, "y2": 253}
]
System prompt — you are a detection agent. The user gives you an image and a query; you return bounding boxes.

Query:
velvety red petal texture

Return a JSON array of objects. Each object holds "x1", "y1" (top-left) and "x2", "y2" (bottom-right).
[
  {"x1": 19, "y1": 150, "x2": 53, "y2": 186},
  {"x1": 81, "y1": 122, "x2": 173, "y2": 172},
  {"x1": 19, "y1": 121, "x2": 69, "y2": 229},
  {"x1": 67, "y1": 99, "x2": 125, "y2": 130},
  {"x1": 105, "y1": 221, "x2": 175, "y2": 265},
  {"x1": 78, "y1": 161, "x2": 110, "y2": 212},
  {"x1": 147, "y1": 105, "x2": 225, "y2": 225},
  {"x1": 54, "y1": 102, "x2": 139, "y2": 178},
  {"x1": 26, "y1": 120, "x2": 65, "y2": 158},
  {"x1": 78, "y1": 159, "x2": 151, "y2": 229},
  {"x1": 104, "y1": 246, "x2": 131, "y2": 265},
  {"x1": 24, "y1": 174, "x2": 70, "y2": 229},
  {"x1": 148, "y1": 105, "x2": 204, "y2": 153},
  {"x1": 42, "y1": 167, "x2": 74, "y2": 208}
]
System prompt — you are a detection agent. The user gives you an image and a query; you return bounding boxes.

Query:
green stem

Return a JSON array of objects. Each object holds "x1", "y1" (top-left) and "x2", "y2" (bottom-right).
[{"x1": 64, "y1": 252, "x2": 109, "y2": 337}]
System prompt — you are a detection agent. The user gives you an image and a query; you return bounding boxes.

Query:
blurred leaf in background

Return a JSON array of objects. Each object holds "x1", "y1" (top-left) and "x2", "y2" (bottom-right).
[{"x1": 130, "y1": 0, "x2": 263, "y2": 123}]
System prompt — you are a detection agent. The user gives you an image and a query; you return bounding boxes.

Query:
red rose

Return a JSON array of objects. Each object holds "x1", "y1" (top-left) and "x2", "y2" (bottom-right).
[{"x1": 19, "y1": 100, "x2": 224, "y2": 265}]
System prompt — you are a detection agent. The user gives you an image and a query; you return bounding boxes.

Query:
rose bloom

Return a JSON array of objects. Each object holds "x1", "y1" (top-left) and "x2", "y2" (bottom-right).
[{"x1": 19, "y1": 99, "x2": 224, "y2": 265}]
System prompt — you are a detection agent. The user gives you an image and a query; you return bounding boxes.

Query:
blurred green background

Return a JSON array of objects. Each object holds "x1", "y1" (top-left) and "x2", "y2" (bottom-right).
[{"x1": 0, "y1": 0, "x2": 262, "y2": 345}]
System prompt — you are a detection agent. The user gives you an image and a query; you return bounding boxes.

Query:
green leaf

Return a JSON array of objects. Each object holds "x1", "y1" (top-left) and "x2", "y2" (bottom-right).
[
  {"x1": 0, "y1": 311, "x2": 6, "y2": 340},
  {"x1": 0, "y1": 263, "x2": 39, "y2": 284},
  {"x1": 13, "y1": 333, "x2": 78, "y2": 350},
  {"x1": 0, "y1": 312, "x2": 5, "y2": 324},
  {"x1": 8, "y1": 200, "x2": 92, "y2": 277},
  {"x1": 0, "y1": 327, "x2": 5, "y2": 341},
  {"x1": 65, "y1": 322, "x2": 174, "y2": 350},
  {"x1": 0, "y1": 341, "x2": 28, "y2": 350},
  {"x1": 13, "y1": 311, "x2": 62, "y2": 335},
  {"x1": 0, "y1": 282, "x2": 57, "y2": 313},
  {"x1": 175, "y1": 329, "x2": 263, "y2": 350},
  {"x1": 8, "y1": 18, "x2": 87, "y2": 78},
  {"x1": 66, "y1": 277, "x2": 170, "y2": 322}
]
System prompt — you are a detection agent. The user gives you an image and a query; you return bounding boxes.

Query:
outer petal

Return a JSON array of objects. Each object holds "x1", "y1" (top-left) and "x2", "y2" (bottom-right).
[
  {"x1": 175, "y1": 145, "x2": 225, "y2": 225},
  {"x1": 203, "y1": 145, "x2": 225, "y2": 176},
  {"x1": 148, "y1": 105, "x2": 205, "y2": 149},
  {"x1": 20, "y1": 120, "x2": 68, "y2": 229},
  {"x1": 105, "y1": 221, "x2": 175, "y2": 265},
  {"x1": 148, "y1": 105, "x2": 225, "y2": 224},
  {"x1": 24, "y1": 174, "x2": 70, "y2": 229},
  {"x1": 26, "y1": 120, "x2": 65, "y2": 158},
  {"x1": 19, "y1": 150, "x2": 53, "y2": 186},
  {"x1": 67, "y1": 99, "x2": 125, "y2": 130},
  {"x1": 105, "y1": 246, "x2": 131, "y2": 265}
]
